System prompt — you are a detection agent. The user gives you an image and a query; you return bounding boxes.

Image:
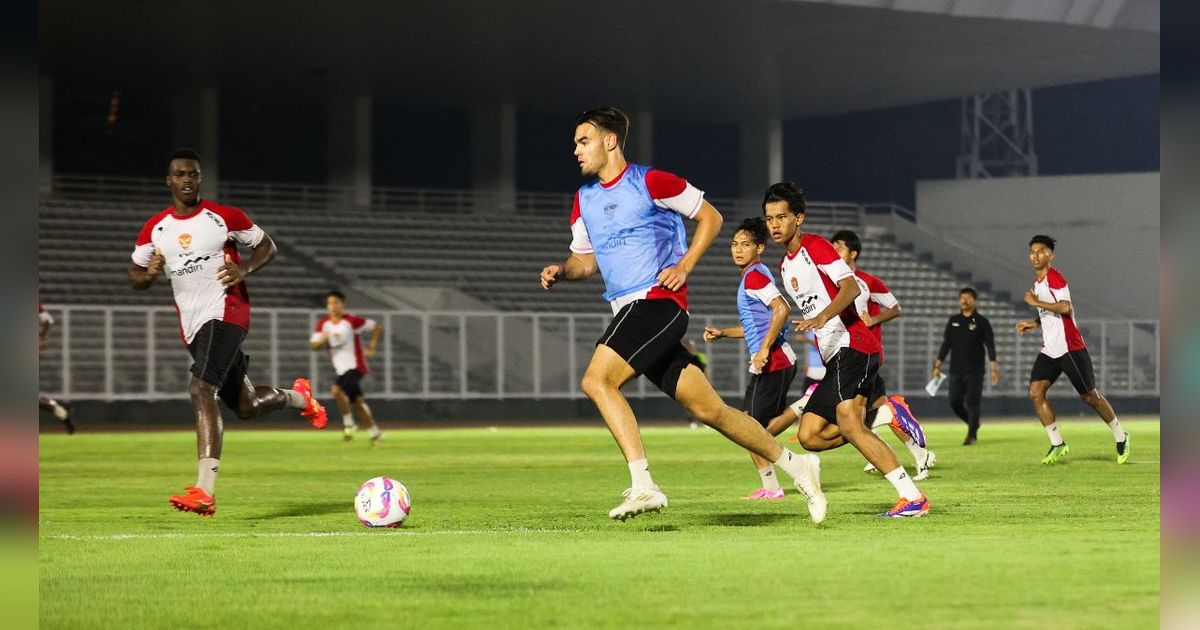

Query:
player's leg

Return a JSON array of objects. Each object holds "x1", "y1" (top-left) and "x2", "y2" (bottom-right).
[
  {"x1": 225, "y1": 349, "x2": 325, "y2": 428},
  {"x1": 670, "y1": 363, "x2": 826, "y2": 522},
  {"x1": 834, "y1": 397, "x2": 928, "y2": 516},
  {"x1": 580, "y1": 343, "x2": 643, "y2": 462},
  {"x1": 743, "y1": 366, "x2": 797, "y2": 499},
  {"x1": 1062, "y1": 350, "x2": 1128, "y2": 463},
  {"x1": 39, "y1": 395, "x2": 74, "y2": 434},
  {"x1": 169, "y1": 322, "x2": 231, "y2": 515},
  {"x1": 1029, "y1": 353, "x2": 1069, "y2": 464},
  {"x1": 331, "y1": 383, "x2": 355, "y2": 439},
  {"x1": 342, "y1": 372, "x2": 381, "y2": 445},
  {"x1": 870, "y1": 392, "x2": 934, "y2": 479}
]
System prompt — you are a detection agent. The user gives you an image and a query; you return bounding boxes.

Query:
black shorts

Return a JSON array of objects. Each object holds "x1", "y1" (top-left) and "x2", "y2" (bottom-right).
[
  {"x1": 336, "y1": 369, "x2": 366, "y2": 401},
  {"x1": 803, "y1": 348, "x2": 879, "y2": 423},
  {"x1": 188, "y1": 320, "x2": 250, "y2": 411},
  {"x1": 597, "y1": 299, "x2": 702, "y2": 399},
  {"x1": 1030, "y1": 350, "x2": 1097, "y2": 395},
  {"x1": 802, "y1": 375, "x2": 823, "y2": 392},
  {"x1": 743, "y1": 364, "x2": 797, "y2": 427}
]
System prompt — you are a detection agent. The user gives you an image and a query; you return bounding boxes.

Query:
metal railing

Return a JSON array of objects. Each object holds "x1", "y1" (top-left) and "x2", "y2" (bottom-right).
[{"x1": 39, "y1": 305, "x2": 1159, "y2": 403}]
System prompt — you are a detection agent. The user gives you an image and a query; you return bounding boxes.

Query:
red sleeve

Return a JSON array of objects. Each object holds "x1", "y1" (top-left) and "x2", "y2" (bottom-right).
[
  {"x1": 345, "y1": 315, "x2": 366, "y2": 329},
  {"x1": 644, "y1": 169, "x2": 687, "y2": 200},
  {"x1": 864, "y1": 272, "x2": 890, "y2": 295},
  {"x1": 803, "y1": 234, "x2": 841, "y2": 264},
  {"x1": 38, "y1": 302, "x2": 44, "y2": 314},
  {"x1": 313, "y1": 316, "x2": 329, "y2": 333},
  {"x1": 211, "y1": 204, "x2": 254, "y2": 231},
  {"x1": 1048, "y1": 269, "x2": 1068, "y2": 290},
  {"x1": 569, "y1": 191, "x2": 581, "y2": 224},
  {"x1": 743, "y1": 269, "x2": 772, "y2": 291},
  {"x1": 136, "y1": 210, "x2": 168, "y2": 246}
]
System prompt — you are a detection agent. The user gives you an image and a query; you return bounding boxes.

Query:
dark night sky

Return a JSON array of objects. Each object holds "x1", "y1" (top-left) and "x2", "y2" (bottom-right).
[{"x1": 53, "y1": 74, "x2": 1158, "y2": 208}]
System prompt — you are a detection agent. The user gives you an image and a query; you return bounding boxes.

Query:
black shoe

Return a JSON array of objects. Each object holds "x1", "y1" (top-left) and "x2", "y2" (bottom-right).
[
  {"x1": 62, "y1": 409, "x2": 76, "y2": 435},
  {"x1": 962, "y1": 435, "x2": 976, "y2": 446}
]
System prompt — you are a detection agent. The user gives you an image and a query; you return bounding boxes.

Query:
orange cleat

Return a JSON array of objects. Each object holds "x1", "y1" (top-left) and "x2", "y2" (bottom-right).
[
  {"x1": 169, "y1": 485, "x2": 216, "y2": 516},
  {"x1": 292, "y1": 377, "x2": 327, "y2": 429}
]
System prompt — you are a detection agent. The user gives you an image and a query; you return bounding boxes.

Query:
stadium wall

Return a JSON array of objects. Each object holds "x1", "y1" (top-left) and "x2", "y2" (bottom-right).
[{"x1": 915, "y1": 172, "x2": 1160, "y2": 319}]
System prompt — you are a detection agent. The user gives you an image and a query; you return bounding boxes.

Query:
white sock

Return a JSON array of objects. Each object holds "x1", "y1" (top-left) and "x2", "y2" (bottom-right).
[
  {"x1": 884, "y1": 466, "x2": 922, "y2": 500},
  {"x1": 52, "y1": 402, "x2": 69, "y2": 421},
  {"x1": 757, "y1": 466, "x2": 782, "y2": 491},
  {"x1": 1107, "y1": 417, "x2": 1125, "y2": 442},
  {"x1": 197, "y1": 457, "x2": 219, "y2": 495},
  {"x1": 872, "y1": 404, "x2": 895, "y2": 430},
  {"x1": 368, "y1": 425, "x2": 382, "y2": 439},
  {"x1": 771, "y1": 448, "x2": 811, "y2": 482},
  {"x1": 628, "y1": 458, "x2": 655, "y2": 489},
  {"x1": 284, "y1": 389, "x2": 307, "y2": 409},
  {"x1": 343, "y1": 414, "x2": 355, "y2": 428},
  {"x1": 1045, "y1": 423, "x2": 1064, "y2": 446},
  {"x1": 904, "y1": 438, "x2": 927, "y2": 463}
]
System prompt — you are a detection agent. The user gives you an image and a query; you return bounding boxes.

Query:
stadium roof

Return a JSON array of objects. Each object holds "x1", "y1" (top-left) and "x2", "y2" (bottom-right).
[{"x1": 41, "y1": 0, "x2": 1159, "y2": 121}]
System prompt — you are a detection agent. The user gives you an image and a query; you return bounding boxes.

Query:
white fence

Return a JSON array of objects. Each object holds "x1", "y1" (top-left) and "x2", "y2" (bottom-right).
[{"x1": 39, "y1": 305, "x2": 1159, "y2": 403}]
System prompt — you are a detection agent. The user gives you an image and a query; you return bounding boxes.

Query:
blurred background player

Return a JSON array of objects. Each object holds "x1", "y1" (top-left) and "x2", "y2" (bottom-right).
[
  {"x1": 933, "y1": 287, "x2": 999, "y2": 445},
  {"x1": 310, "y1": 290, "x2": 384, "y2": 444},
  {"x1": 703, "y1": 217, "x2": 798, "y2": 500},
  {"x1": 128, "y1": 148, "x2": 327, "y2": 516},
  {"x1": 1016, "y1": 235, "x2": 1129, "y2": 465},
  {"x1": 829, "y1": 229, "x2": 935, "y2": 480},
  {"x1": 539, "y1": 107, "x2": 824, "y2": 522},
  {"x1": 38, "y1": 303, "x2": 74, "y2": 434},
  {"x1": 764, "y1": 182, "x2": 929, "y2": 518}
]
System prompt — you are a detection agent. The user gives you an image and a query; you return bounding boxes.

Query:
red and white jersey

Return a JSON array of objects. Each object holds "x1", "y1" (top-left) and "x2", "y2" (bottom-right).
[
  {"x1": 311, "y1": 314, "x2": 376, "y2": 375},
  {"x1": 38, "y1": 302, "x2": 53, "y2": 327},
  {"x1": 131, "y1": 201, "x2": 264, "y2": 345},
  {"x1": 852, "y1": 269, "x2": 899, "y2": 362},
  {"x1": 778, "y1": 233, "x2": 881, "y2": 362},
  {"x1": 1033, "y1": 268, "x2": 1086, "y2": 358}
]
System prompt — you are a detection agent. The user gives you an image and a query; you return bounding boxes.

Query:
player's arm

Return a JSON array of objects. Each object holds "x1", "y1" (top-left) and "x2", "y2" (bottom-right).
[
  {"x1": 658, "y1": 201, "x2": 722, "y2": 291},
  {"x1": 1015, "y1": 319, "x2": 1040, "y2": 333},
  {"x1": 309, "y1": 331, "x2": 328, "y2": 351},
  {"x1": 218, "y1": 233, "x2": 277, "y2": 287},
  {"x1": 751, "y1": 296, "x2": 791, "y2": 370},
  {"x1": 1023, "y1": 290, "x2": 1072, "y2": 315},
  {"x1": 365, "y1": 320, "x2": 383, "y2": 357},
  {"x1": 703, "y1": 324, "x2": 744, "y2": 341},
  {"x1": 863, "y1": 304, "x2": 901, "y2": 327},
  {"x1": 541, "y1": 252, "x2": 598, "y2": 289},
  {"x1": 128, "y1": 252, "x2": 165, "y2": 290},
  {"x1": 794, "y1": 277, "x2": 860, "y2": 331}
]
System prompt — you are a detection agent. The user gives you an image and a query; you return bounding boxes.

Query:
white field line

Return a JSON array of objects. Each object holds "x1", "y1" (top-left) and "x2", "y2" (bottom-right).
[{"x1": 43, "y1": 528, "x2": 580, "y2": 542}]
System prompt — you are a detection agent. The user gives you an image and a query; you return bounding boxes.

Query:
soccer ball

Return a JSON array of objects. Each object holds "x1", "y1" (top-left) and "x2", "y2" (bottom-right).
[{"x1": 354, "y1": 476, "x2": 410, "y2": 528}]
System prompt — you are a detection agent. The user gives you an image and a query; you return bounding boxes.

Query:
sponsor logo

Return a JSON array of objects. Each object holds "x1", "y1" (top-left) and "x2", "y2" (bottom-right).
[
  {"x1": 178, "y1": 233, "x2": 192, "y2": 250},
  {"x1": 798, "y1": 294, "x2": 819, "y2": 318},
  {"x1": 204, "y1": 210, "x2": 224, "y2": 228},
  {"x1": 171, "y1": 255, "x2": 212, "y2": 277}
]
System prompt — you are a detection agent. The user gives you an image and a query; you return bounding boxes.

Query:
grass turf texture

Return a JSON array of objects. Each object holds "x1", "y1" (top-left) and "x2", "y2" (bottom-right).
[{"x1": 40, "y1": 419, "x2": 1159, "y2": 629}]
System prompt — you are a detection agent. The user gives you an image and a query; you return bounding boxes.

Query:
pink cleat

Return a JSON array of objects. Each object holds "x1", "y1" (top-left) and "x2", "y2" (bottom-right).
[{"x1": 745, "y1": 487, "x2": 786, "y2": 500}]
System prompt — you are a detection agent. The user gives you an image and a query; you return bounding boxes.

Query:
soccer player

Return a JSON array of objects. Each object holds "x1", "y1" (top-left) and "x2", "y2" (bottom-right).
[
  {"x1": 539, "y1": 107, "x2": 825, "y2": 523},
  {"x1": 763, "y1": 182, "x2": 930, "y2": 518},
  {"x1": 1016, "y1": 235, "x2": 1129, "y2": 464},
  {"x1": 829, "y1": 230, "x2": 936, "y2": 481},
  {"x1": 128, "y1": 148, "x2": 327, "y2": 517},
  {"x1": 703, "y1": 217, "x2": 798, "y2": 500},
  {"x1": 38, "y1": 303, "x2": 74, "y2": 434},
  {"x1": 310, "y1": 290, "x2": 384, "y2": 444}
]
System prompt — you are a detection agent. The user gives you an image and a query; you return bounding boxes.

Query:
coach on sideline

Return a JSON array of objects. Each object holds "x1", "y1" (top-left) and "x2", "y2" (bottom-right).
[{"x1": 932, "y1": 287, "x2": 999, "y2": 445}]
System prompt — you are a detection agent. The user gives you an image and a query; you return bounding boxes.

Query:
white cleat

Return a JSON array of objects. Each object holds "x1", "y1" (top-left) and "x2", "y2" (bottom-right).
[
  {"x1": 791, "y1": 453, "x2": 827, "y2": 524},
  {"x1": 863, "y1": 461, "x2": 877, "y2": 473},
  {"x1": 343, "y1": 425, "x2": 358, "y2": 442},
  {"x1": 914, "y1": 450, "x2": 937, "y2": 481},
  {"x1": 608, "y1": 487, "x2": 669, "y2": 521}
]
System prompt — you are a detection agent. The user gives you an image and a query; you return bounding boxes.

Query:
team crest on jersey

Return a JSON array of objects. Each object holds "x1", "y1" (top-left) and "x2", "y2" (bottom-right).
[
  {"x1": 178, "y1": 233, "x2": 192, "y2": 250},
  {"x1": 604, "y1": 203, "x2": 618, "y2": 220},
  {"x1": 790, "y1": 277, "x2": 799, "y2": 292}
]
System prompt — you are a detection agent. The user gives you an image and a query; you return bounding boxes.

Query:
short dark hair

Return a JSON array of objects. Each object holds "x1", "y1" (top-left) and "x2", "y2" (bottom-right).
[
  {"x1": 326, "y1": 290, "x2": 346, "y2": 302},
  {"x1": 959, "y1": 287, "x2": 978, "y2": 299},
  {"x1": 734, "y1": 217, "x2": 769, "y2": 246},
  {"x1": 830, "y1": 229, "x2": 861, "y2": 256},
  {"x1": 1029, "y1": 234, "x2": 1056, "y2": 251},
  {"x1": 575, "y1": 107, "x2": 629, "y2": 151},
  {"x1": 167, "y1": 147, "x2": 202, "y2": 170},
  {"x1": 761, "y1": 182, "x2": 806, "y2": 215}
]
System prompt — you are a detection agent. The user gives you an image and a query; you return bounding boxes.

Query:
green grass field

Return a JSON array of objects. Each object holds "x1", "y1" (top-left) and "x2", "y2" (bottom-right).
[{"x1": 40, "y1": 419, "x2": 1160, "y2": 629}]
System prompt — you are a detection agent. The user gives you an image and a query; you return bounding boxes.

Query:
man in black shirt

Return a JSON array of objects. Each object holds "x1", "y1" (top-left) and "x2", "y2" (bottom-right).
[{"x1": 932, "y1": 288, "x2": 999, "y2": 445}]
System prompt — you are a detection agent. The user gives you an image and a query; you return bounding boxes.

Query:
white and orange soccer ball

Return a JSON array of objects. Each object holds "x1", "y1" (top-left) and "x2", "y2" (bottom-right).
[{"x1": 354, "y1": 476, "x2": 410, "y2": 528}]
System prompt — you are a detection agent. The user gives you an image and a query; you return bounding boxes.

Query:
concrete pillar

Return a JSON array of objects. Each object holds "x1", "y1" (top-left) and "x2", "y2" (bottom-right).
[
  {"x1": 328, "y1": 95, "x2": 373, "y2": 208},
  {"x1": 39, "y1": 77, "x2": 53, "y2": 194},
  {"x1": 739, "y1": 118, "x2": 783, "y2": 199},
  {"x1": 628, "y1": 110, "x2": 654, "y2": 165},
  {"x1": 171, "y1": 87, "x2": 220, "y2": 197},
  {"x1": 470, "y1": 102, "x2": 517, "y2": 212}
]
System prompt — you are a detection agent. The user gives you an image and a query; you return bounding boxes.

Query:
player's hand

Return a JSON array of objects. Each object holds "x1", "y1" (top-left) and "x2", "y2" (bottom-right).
[
  {"x1": 702, "y1": 327, "x2": 723, "y2": 342},
  {"x1": 1015, "y1": 320, "x2": 1037, "y2": 334},
  {"x1": 540, "y1": 264, "x2": 562, "y2": 290},
  {"x1": 859, "y1": 311, "x2": 875, "y2": 327},
  {"x1": 217, "y1": 254, "x2": 246, "y2": 287},
  {"x1": 751, "y1": 348, "x2": 769, "y2": 371},
  {"x1": 364, "y1": 346, "x2": 376, "y2": 358},
  {"x1": 656, "y1": 266, "x2": 688, "y2": 292},
  {"x1": 1023, "y1": 290, "x2": 1038, "y2": 307},
  {"x1": 793, "y1": 314, "x2": 829, "y2": 332},
  {"x1": 145, "y1": 248, "x2": 165, "y2": 280}
]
